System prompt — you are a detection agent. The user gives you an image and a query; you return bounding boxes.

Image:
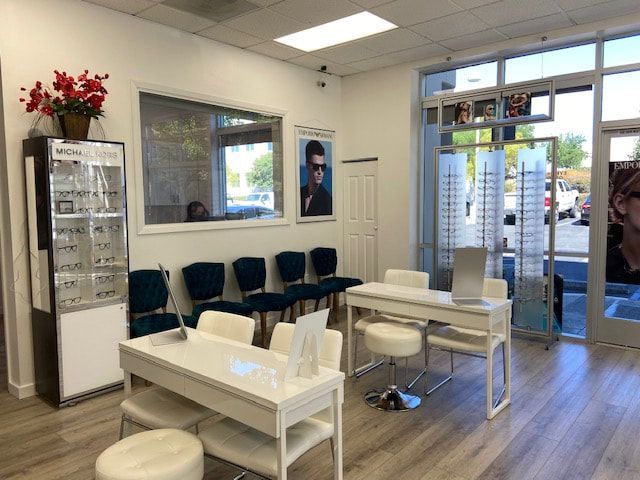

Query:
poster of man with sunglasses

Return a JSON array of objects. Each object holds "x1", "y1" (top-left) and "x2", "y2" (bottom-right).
[
  {"x1": 606, "y1": 158, "x2": 640, "y2": 284},
  {"x1": 296, "y1": 126, "x2": 335, "y2": 222}
]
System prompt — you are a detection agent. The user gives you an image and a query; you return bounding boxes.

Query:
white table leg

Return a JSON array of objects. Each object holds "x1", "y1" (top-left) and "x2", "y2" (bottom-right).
[
  {"x1": 124, "y1": 370, "x2": 132, "y2": 398},
  {"x1": 486, "y1": 328, "x2": 493, "y2": 420},
  {"x1": 505, "y1": 307, "x2": 511, "y2": 403},
  {"x1": 332, "y1": 389, "x2": 343, "y2": 480},
  {"x1": 277, "y1": 411, "x2": 287, "y2": 480},
  {"x1": 347, "y1": 304, "x2": 354, "y2": 377}
]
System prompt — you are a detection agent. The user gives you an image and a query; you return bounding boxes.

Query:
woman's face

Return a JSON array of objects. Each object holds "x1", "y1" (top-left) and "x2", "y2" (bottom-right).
[{"x1": 614, "y1": 180, "x2": 640, "y2": 232}]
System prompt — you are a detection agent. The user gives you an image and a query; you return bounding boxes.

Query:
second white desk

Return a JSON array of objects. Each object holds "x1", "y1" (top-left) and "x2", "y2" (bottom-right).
[{"x1": 346, "y1": 282, "x2": 512, "y2": 419}]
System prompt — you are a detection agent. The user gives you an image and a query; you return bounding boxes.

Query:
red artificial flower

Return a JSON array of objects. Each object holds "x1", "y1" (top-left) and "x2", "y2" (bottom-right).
[{"x1": 19, "y1": 69, "x2": 109, "y2": 118}]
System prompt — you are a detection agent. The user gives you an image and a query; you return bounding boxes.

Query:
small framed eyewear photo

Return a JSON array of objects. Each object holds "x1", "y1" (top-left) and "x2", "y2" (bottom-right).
[
  {"x1": 295, "y1": 126, "x2": 336, "y2": 223},
  {"x1": 57, "y1": 200, "x2": 74, "y2": 214},
  {"x1": 454, "y1": 101, "x2": 473, "y2": 125}
]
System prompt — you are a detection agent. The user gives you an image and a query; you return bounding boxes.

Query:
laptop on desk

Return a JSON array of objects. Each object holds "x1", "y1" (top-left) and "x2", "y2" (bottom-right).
[
  {"x1": 149, "y1": 263, "x2": 189, "y2": 346},
  {"x1": 451, "y1": 247, "x2": 490, "y2": 307}
]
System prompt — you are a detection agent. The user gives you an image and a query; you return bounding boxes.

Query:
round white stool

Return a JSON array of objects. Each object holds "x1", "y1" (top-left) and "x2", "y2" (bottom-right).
[
  {"x1": 364, "y1": 322, "x2": 422, "y2": 411},
  {"x1": 96, "y1": 428, "x2": 203, "y2": 480}
]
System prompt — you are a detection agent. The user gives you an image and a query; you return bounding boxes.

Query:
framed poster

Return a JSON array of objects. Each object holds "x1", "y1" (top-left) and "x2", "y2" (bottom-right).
[
  {"x1": 454, "y1": 101, "x2": 473, "y2": 125},
  {"x1": 606, "y1": 159, "x2": 640, "y2": 285},
  {"x1": 505, "y1": 92, "x2": 532, "y2": 118},
  {"x1": 295, "y1": 126, "x2": 335, "y2": 223}
]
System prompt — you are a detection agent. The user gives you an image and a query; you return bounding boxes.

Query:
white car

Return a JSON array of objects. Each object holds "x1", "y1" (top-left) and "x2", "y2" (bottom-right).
[
  {"x1": 504, "y1": 179, "x2": 579, "y2": 224},
  {"x1": 234, "y1": 192, "x2": 274, "y2": 210}
]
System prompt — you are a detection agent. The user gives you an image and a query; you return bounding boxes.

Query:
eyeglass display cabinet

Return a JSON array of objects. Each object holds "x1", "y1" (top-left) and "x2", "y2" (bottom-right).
[{"x1": 23, "y1": 136, "x2": 129, "y2": 407}]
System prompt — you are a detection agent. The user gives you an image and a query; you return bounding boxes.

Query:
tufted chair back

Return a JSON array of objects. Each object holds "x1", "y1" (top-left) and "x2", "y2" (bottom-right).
[
  {"x1": 182, "y1": 262, "x2": 225, "y2": 301},
  {"x1": 384, "y1": 269, "x2": 429, "y2": 289},
  {"x1": 232, "y1": 257, "x2": 266, "y2": 293},
  {"x1": 310, "y1": 247, "x2": 337, "y2": 277},
  {"x1": 129, "y1": 269, "x2": 168, "y2": 314},
  {"x1": 275, "y1": 251, "x2": 305, "y2": 284}
]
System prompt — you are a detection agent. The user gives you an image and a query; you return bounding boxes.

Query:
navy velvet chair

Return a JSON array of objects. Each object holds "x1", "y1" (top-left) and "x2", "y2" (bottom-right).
[
  {"x1": 182, "y1": 262, "x2": 254, "y2": 322},
  {"x1": 232, "y1": 257, "x2": 296, "y2": 347},
  {"x1": 128, "y1": 269, "x2": 196, "y2": 338},
  {"x1": 275, "y1": 251, "x2": 329, "y2": 318},
  {"x1": 310, "y1": 247, "x2": 363, "y2": 320}
]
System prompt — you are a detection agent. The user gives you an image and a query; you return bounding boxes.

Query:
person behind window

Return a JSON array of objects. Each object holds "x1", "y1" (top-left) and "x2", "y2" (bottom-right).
[
  {"x1": 300, "y1": 140, "x2": 332, "y2": 216},
  {"x1": 606, "y1": 167, "x2": 640, "y2": 284},
  {"x1": 186, "y1": 201, "x2": 209, "y2": 222}
]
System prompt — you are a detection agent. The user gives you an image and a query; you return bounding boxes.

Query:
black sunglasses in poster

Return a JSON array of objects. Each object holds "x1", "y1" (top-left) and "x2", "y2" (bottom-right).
[{"x1": 308, "y1": 162, "x2": 327, "y2": 172}]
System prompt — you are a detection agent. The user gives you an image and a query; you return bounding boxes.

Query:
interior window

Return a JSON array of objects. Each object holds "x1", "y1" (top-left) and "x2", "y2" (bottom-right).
[{"x1": 139, "y1": 92, "x2": 283, "y2": 225}]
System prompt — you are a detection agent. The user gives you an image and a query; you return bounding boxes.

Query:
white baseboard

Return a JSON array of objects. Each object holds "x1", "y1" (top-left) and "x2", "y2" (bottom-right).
[{"x1": 7, "y1": 380, "x2": 36, "y2": 399}]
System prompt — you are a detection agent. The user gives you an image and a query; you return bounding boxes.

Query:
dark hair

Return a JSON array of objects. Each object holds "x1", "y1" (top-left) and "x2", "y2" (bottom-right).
[
  {"x1": 305, "y1": 140, "x2": 325, "y2": 163},
  {"x1": 186, "y1": 201, "x2": 209, "y2": 222}
]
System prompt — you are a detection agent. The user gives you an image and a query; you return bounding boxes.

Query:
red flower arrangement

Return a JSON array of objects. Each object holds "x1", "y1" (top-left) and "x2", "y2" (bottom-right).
[{"x1": 19, "y1": 69, "x2": 109, "y2": 119}]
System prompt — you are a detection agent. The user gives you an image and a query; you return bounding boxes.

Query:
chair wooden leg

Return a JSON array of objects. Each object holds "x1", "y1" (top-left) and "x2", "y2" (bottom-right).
[
  {"x1": 300, "y1": 300, "x2": 306, "y2": 316},
  {"x1": 314, "y1": 299, "x2": 320, "y2": 311},
  {"x1": 288, "y1": 306, "x2": 295, "y2": 323},
  {"x1": 332, "y1": 291, "x2": 339, "y2": 322},
  {"x1": 260, "y1": 312, "x2": 267, "y2": 348},
  {"x1": 326, "y1": 294, "x2": 332, "y2": 309},
  {"x1": 280, "y1": 309, "x2": 286, "y2": 323}
]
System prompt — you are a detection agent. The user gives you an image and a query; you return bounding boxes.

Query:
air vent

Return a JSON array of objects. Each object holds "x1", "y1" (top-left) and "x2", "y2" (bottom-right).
[{"x1": 162, "y1": 0, "x2": 259, "y2": 22}]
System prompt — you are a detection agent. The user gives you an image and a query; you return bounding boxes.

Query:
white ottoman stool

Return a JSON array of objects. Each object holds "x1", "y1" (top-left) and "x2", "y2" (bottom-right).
[
  {"x1": 96, "y1": 428, "x2": 203, "y2": 480},
  {"x1": 364, "y1": 322, "x2": 422, "y2": 411}
]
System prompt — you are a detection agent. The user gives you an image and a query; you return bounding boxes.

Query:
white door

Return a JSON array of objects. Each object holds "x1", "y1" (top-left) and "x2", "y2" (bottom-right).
[
  {"x1": 592, "y1": 128, "x2": 640, "y2": 347},
  {"x1": 343, "y1": 160, "x2": 378, "y2": 283}
]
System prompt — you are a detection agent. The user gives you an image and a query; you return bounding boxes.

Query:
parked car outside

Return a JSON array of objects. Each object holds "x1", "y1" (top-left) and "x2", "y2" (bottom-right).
[
  {"x1": 581, "y1": 194, "x2": 591, "y2": 225},
  {"x1": 234, "y1": 192, "x2": 274, "y2": 210},
  {"x1": 504, "y1": 179, "x2": 580, "y2": 224}
]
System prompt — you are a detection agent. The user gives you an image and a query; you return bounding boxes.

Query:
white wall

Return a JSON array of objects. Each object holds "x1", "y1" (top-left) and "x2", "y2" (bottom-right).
[
  {"x1": 341, "y1": 67, "x2": 421, "y2": 280},
  {"x1": 0, "y1": 0, "x2": 343, "y2": 397}
]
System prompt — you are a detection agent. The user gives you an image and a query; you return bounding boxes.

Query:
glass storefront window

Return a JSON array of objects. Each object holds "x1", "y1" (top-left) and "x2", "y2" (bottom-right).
[
  {"x1": 505, "y1": 44, "x2": 595, "y2": 84},
  {"x1": 424, "y1": 62, "x2": 497, "y2": 96},
  {"x1": 602, "y1": 71, "x2": 640, "y2": 121},
  {"x1": 603, "y1": 34, "x2": 640, "y2": 68}
]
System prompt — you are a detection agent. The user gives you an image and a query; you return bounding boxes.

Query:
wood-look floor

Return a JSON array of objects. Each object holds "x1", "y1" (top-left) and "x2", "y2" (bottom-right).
[{"x1": 2, "y1": 309, "x2": 640, "y2": 480}]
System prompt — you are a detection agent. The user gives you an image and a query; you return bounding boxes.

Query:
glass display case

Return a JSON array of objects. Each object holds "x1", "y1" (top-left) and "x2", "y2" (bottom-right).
[{"x1": 24, "y1": 136, "x2": 129, "y2": 406}]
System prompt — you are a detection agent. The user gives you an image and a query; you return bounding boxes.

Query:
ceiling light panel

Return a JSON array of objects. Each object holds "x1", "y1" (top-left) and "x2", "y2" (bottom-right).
[{"x1": 274, "y1": 12, "x2": 397, "y2": 52}]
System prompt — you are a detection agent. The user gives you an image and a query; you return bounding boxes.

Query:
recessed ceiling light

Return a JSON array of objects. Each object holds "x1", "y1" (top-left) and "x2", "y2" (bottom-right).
[{"x1": 274, "y1": 12, "x2": 397, "y2": 52}]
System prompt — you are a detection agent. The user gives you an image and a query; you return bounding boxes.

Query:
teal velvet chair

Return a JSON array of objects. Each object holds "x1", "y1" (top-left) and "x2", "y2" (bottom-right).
[
  {"x1": 182, "y1": 262, "x2": 253, "y2": 321},
  {"x1": 275, "y1": 251, "x2": 329, "y2": 318},
  {"x1": 129, "y1": 269, "x2": 196, "y2": 338},
  {"x1": 310, "y1": 247, "x2": 363, "y2": 320},
  {"x1": 232, "y1": 257, "x2": 296, "y2": 347}
]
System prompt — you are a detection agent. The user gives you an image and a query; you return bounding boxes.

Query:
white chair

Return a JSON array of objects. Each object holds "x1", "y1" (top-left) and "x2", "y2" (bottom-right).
[
  {"x1": 197, "y1": 323, "x2": 343, "y2": 479},
  {"x1": 363, "y1": 322, "x2": 423, "y2": 411},
  {"x1": 354, "y1": 269, "x2": 429, "y2": 387},
  {"x1": 96, "y1": 429, "x2": 204, "y2": 480},
  {"x1": 425, "y1": 278, "x2": 508, "y2": 407},
  {"x1": 119, "y1": 311, "x2": 256, "y2": 439}
]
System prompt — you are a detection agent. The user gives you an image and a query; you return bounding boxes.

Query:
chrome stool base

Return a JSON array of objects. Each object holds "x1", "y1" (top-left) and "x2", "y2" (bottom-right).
[{"x1": 364, "y1": 385, "x2": 421, "y2": 411}]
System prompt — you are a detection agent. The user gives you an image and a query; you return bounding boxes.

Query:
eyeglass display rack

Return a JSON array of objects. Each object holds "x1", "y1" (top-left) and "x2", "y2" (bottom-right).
[
  {"x1": 436, "y1": 153, "x2": 467, "y2": 290},
  {"x1": 23, "y1": 136, "x2": 129, "y2": 407},
  {"x1": 513, "y1": 148, "x2": 547, "y2": 332},
  {"x1": 475, "y1": 150, "x2": 505, "y2": 279}
]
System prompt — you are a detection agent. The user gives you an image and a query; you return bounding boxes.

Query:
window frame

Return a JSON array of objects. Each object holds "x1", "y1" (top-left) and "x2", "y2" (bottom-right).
[{"x1": 131, "y1": 81, "x2": 290, "y2": 235}]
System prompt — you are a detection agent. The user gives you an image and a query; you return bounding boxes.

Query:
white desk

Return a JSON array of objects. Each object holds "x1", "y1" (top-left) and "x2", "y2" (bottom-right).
[
  {"x1": 346, "y1": 282, "x2": 512, "y2": 419},
  {"x1": 120, "y1": 328, "x2": 344, "y2": 480}
]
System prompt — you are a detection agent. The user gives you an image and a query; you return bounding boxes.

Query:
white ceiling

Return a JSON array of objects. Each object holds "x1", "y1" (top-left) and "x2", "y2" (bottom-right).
[{"x1": 83, "y1": 0, "x2": 640, "y2": 76}]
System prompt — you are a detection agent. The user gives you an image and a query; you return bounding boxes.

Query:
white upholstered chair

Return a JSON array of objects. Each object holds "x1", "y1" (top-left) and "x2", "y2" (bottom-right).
[
  {"x1": 119, "y1": 311, "x2": 256, "y2": 439},
  {"x1": 197, "y1": 323, "x2": 343, "y2": 479},
  {"x1": 425, "y1": 278, "x2": 508, "y2": 404},
  {"x1": 354, "y1": 269, "x2": 429, "y2": 387}
]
